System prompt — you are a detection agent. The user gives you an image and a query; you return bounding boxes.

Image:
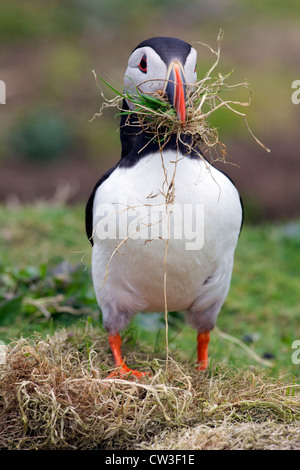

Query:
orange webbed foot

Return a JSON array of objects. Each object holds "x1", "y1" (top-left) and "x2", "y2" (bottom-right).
[
  {"x1": 106, "y1": 364, "x2": 149, "y2": 380},
  {"x1": 196, "y1": 331, "x2": 210, "y2": 371},
  {"x1": 106, "y1": 333, "x2": 149, "y2": 380}
]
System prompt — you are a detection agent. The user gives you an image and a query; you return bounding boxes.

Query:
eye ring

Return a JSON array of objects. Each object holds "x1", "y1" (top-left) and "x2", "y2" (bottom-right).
[{"x1": 139, "y1": 54, "x2": 147, "y2": 73}]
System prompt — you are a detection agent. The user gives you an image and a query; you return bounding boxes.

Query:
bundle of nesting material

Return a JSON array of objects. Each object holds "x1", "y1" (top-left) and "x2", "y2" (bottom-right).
[{"x1": 91, "y1": 30, "x2": 270, "y2": 163}]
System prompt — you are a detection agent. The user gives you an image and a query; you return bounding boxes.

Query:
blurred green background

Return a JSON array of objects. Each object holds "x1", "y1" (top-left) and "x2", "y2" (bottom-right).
[
  {"x1": 0, "y1": 0, "x2": 299, "y2": 220},
  {"x1": 0, "y1": 1, "x2": 299, "y2": 376}
]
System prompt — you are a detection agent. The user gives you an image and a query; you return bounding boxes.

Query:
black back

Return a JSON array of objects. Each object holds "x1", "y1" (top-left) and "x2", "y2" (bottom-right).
[{"x1": 85, "y1": 167, "x2": 116, "y2": 245}]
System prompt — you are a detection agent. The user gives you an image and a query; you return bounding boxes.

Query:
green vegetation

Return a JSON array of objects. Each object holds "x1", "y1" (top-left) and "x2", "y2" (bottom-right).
[
  {"x1": 1, "y1": 0, "x2": 299, "y2": 450},
  {"x1": 1, "y1": 1, "x2": 300, "y2": 165},
  {"x1": 10, "y1": 109, "x2": 73, "y2": 162},
  {"x1": 0, "y1": 204, "x2": 299, "y2": 380}
]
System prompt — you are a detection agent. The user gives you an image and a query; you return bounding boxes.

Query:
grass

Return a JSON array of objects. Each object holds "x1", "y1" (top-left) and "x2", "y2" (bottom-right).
[
  {"x1": 0, "y1": 204, "x2": 299, "y2": 449},
  {"x1": 0, "y1": 203, "x2": 299, "y2": 380},
  {"x1": 92, "y1": 31, "x2": 270, "y2": 163},
  {"x1": 1, "y1": 3, "x2": 300, "y2": 449},
  {"x1": 0, "y1": 326, "x2": 299, "y2": 450}
]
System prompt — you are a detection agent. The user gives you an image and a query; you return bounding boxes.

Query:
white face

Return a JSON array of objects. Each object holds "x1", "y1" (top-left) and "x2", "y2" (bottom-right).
[{"x1": 124, "y1": 45, "x2": 197, "y2": 108}]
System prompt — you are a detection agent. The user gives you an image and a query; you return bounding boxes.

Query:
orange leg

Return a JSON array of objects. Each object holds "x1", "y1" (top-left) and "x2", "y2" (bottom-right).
[
  {"x1": 107, "y1": 333, "x2": 149, "y2": 379},
  {"x1": 197, "y1": 331, "x2": 210, "y2": 370}
]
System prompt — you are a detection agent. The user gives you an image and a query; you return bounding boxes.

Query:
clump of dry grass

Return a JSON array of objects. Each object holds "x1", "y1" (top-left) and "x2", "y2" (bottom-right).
[
  {"x1": 0, "y1": 325, "x2": 299, "y2": 450},
  {"x1": 145, "y1": 421, "x2": 300, "y2": 451},
  {"x1": 0, "y1": 325, "x2": 195, "y2": 450},
  {"x1": 91, "y1": 30, "x2": 270, "y2": 162}
]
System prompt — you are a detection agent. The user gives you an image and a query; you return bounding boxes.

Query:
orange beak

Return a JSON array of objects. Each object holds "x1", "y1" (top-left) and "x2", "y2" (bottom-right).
[{"x1": 165, "y1": 61, "x2": 187, "y2": 123}]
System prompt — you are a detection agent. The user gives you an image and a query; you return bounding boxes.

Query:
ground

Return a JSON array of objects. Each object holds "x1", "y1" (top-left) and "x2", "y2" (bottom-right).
[{"x1": 0, "y1": 1, "x2": 300, "y2": 451}]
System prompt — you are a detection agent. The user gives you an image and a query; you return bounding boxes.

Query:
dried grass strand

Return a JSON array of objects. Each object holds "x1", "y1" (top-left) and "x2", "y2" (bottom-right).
[{"x1": 0, "y1": 328, "x2": 299, "y2": 450}]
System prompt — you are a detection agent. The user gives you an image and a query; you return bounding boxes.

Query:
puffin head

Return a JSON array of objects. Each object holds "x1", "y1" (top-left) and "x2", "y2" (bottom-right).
[{"x1": 124, "y1": 37, "x2": 197, "y2": 123}]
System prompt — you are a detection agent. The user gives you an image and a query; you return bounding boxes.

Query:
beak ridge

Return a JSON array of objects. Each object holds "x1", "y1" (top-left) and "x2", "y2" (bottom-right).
[{"x1": 165, "y1": 61, "x2": 187, "y2": 123}]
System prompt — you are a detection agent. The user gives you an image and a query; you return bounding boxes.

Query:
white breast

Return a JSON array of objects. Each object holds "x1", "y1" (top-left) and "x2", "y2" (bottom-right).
[{"x1": 91, "y1": 150, "x2": 242, "y2": 332}]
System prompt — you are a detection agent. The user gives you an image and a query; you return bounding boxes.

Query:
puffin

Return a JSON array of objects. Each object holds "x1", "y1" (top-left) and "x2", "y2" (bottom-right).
[{"x1": 86, "y1": 37, "x2": 243, "y2": 378}]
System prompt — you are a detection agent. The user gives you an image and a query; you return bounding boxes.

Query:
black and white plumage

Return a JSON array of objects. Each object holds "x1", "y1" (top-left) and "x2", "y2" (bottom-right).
[{"x1": 86, "y1": 37, "x2": 243, "y2": 377}]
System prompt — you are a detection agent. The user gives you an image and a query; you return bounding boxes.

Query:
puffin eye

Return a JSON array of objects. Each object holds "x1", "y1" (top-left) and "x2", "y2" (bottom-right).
[{"x1": 139, "y1": 54, "x2": 147, "y2": 73}]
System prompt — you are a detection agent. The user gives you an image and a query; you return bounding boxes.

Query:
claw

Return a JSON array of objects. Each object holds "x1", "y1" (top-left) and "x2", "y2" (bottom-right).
[{"x1": 106, "y1": 364, "x2": 149, "y2": 380}]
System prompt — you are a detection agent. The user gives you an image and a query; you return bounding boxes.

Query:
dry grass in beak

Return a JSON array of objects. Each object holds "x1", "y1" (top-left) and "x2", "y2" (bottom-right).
[{"x1": 91, "y1": 29, "x2": 270, "y2": 163}]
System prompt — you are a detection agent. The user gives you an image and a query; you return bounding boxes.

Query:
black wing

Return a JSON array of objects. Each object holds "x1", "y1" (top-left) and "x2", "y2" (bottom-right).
[
  {"x1": 85, "y1": 166, "x2": 116, "y2": 246},
  {"x1": 213, "y1": 166, "x2": 244, "y2": 234}
]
